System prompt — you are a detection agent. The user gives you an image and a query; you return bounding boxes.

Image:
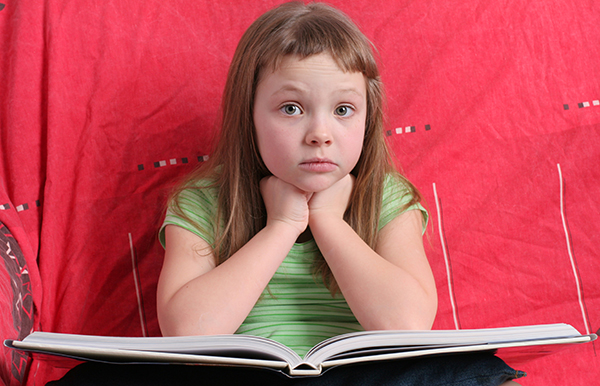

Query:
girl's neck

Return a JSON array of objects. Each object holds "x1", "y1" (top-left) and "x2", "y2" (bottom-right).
[{"x1": 296, "y1": 227, "x2": 313, "y2": 243}]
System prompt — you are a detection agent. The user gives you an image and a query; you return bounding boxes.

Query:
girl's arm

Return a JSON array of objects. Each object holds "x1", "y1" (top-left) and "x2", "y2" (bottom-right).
[
  {"x1": 308, "y1": 175, "x2": 437, "y2": 331},
  {"x1": 157, "y1": 177, "x2": 310, "y2": 336}
]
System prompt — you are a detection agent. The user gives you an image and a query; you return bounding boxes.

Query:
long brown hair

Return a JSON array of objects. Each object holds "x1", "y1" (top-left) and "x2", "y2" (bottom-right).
[{"x1": 169, "y1": 1, "x2": 421, "y2": 293}]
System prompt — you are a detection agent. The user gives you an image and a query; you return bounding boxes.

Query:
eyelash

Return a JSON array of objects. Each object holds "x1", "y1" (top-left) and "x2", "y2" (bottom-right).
[
  {"x1": 281, "y1": 104, "x2": 302, "y2": 116},
  {"x1": 334, "y1": 105, "x2": 354, "y2": 117},
  {"x1": 279, "y1": 104, "x2": 355, "y2": 117}
]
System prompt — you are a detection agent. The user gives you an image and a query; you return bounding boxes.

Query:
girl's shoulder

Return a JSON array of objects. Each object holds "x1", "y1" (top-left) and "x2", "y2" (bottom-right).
[
  {"x1": 160, "y1": 176, "x2": 221, "y2": 248},
  {"x1": 174, "y1": 178, "x2": 221, "y2": 219},
  {"x1": 177, "y1": 172, "x2": 221, "y2": 199},
  {"x1": 380, "y1": 172, "x2": 428, "y2": 232},
  {"x1": 185, "y1": 177, "x2": 219, "y2": 193},
  {"x1": 382, "y1": 172, "x2": 416, "y2": 198}
]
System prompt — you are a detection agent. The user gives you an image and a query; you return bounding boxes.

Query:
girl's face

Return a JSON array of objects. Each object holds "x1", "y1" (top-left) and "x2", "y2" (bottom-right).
[{"x1": 253, "y1": 53, "x2": 367, "y2": 193}]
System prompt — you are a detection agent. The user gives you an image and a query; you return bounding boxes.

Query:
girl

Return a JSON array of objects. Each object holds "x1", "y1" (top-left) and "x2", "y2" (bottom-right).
[
  {"x1": 155, "y1": 2, "x2": 524, "y2": 385},
  {"x1": 51, "y1": 2, "x2": 524, "y2": 385},
  {"x1": 156, "y1": 1, "x2": 438, "y2": 341}
]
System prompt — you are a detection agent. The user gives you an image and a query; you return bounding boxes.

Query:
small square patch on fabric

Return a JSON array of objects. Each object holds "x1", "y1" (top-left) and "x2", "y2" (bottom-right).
[{"x1": 170, "y1": 159, "x2": 177, "y2": 165}]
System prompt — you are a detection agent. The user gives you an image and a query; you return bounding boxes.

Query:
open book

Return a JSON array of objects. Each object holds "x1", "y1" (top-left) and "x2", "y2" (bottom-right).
[{"x1": 6, "y1": 323, "x2": 595, "y2": 376}]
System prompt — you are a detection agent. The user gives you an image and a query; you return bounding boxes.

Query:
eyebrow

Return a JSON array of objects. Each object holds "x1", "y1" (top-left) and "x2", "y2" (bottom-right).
[
  {"x1": 269, "y1": 84, "x2": 306, "y2": 97},
  {"x1": 336, "y1": 88, "x2": 365, "y2": 98}
]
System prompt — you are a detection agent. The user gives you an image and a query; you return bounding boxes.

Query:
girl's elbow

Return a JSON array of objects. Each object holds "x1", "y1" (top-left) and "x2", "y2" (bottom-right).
[
  {"x1": 399, "y1": 309, "x2": 437, "y2": 331},
  {"x1": 159, "y1": 318, "x2": 218, "y2": 337},
  {"x1": 157, "y1": 304, "x2": 203, "y2": 337},
  {"x1": 419, "y1": 292, "x2": 439, "y2": 329},
  {"x1": 416, "y1": 284, "x2": 438, "y2": 329},
  {"x1": 396, "y1": 296, "x2": 438, "y2": 331},
  {"x1": 364, "y1": 304, "x2": 437, "y2": 331},
  {"x1": 158, "y1": 313, "x2": 189, "y2": 337},
  {"x1": 158, "y1": 308, "x2": 239, "y2": 337}
]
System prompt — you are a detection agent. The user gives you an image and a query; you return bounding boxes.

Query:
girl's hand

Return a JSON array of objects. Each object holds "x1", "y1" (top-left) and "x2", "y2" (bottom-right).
[
  {"x1": 308, "y1": 174, "x2": 354, "y2": 219},
  {"x1": 260, "y1": 176, "x2": 312, "y2": 236}
]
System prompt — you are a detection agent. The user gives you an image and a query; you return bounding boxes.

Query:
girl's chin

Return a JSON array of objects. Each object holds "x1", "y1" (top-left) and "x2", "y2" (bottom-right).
[{"x1": 288, "y1": 176, "x2": 337, "y2": 193}]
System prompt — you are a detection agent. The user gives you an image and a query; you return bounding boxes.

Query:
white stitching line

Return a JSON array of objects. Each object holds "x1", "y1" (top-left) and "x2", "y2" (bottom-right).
[
  {"x1": 129, "y1": 233, "x2": 147, "y2": 337},
  {"x1": 557, "y1": 163, "x2": 590, "y2": 335},
  {"x1": 433, "y1": 183, "x2": 460, "y2": 330}
]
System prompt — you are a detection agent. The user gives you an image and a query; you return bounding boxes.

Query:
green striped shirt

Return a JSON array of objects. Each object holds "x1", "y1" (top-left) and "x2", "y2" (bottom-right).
[{"x1": 160, "y1": 175, "x2": 427, "y2": 357}]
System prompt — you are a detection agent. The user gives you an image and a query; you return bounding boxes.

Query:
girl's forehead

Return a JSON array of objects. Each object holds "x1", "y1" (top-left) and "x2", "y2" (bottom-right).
[
  {"x1": 255, "y1": 53, "x2": 367, "y2": 102},
  {"x1": 259, "y1": 53, "x2": 363, "y2": 82},
  {"x1": 279, "y1": 53, "x2": 339, "y2": 71}
]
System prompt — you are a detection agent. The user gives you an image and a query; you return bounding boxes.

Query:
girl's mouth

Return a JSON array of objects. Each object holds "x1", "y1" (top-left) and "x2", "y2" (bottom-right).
[{"x1": 299, "y1": 158, "x2": 337, "y2": 172}]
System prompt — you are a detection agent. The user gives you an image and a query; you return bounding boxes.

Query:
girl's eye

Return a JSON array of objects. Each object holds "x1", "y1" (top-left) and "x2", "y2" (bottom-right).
[
  {"x1": 281, "y1": 104, "x2": 302, "y2": 116},
  {"x1": 334, "y1": 105, "x2": 354, "y2": 117}
]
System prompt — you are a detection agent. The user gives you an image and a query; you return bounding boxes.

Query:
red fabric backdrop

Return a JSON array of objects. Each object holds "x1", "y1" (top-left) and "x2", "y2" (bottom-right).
[{"x1": 1, "y1": 0, "x2": 598, "y2": 385}]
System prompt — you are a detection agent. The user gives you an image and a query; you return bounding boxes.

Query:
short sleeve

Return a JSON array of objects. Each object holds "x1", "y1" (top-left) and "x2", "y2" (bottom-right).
[
  {"x1": 158, "y1": 184, "x2": 219, "y2": 248},
  {"x1": 379, "y1": 174, "x2": 428, "y2": 233}
]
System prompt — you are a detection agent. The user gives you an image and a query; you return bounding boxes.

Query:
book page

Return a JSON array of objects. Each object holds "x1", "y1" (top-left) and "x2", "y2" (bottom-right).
[
  {"x1": 304, "y1": 323, "x2": 585, "y2": 365},
  {"x1": 12, "y1": 332, "x2": 303, "y2": 367}
]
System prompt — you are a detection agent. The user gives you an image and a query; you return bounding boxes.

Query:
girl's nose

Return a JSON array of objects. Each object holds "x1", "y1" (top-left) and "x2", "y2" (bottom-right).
[{"x1": 305, "y1": 117, "x2": 332, "y2": 146}]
